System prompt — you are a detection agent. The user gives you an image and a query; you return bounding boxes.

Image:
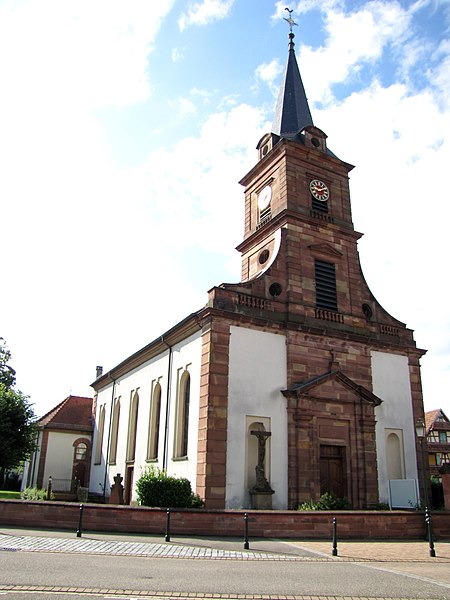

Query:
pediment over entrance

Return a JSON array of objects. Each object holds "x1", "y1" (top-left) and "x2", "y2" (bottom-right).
[
  {"x1": 282, "y1": 370, "x2": 382, "y2": 406},
  {"x1": 308, "y1": 243, "x2": 343, "y2": 258}
]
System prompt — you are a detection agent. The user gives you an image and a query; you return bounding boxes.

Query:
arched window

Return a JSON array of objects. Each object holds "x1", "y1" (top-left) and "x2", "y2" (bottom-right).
[
  {"x1": 126, "y1": 390, "x2": 139, "y2": 463},
  {"x1": 386, "y1": 431, "x2": 405, "y2": 480},
  {"x1": 147, "y1": 383, "x2": 161, "y2": 460},
  {"x1": 72, "y1": 438, "x2": 91, "y2": 488},
  {"x1": 174, "y1": 371, "x2": 190, "y2": 458},
  {"x1": 75, "y1": 442, "x2": 88, "y2": 461},
  {"x1": 109, "y1": 397, "x2": 121, "y2": 465},
  {"x1": 94, "y1": 404, "x2": 105, "y2": 465}
]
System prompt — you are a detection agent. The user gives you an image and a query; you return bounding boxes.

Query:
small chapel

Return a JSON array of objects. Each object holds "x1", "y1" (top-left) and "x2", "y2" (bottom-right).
[{"x1": 89, "y1": 17, "x2": 427, "y2": 510}]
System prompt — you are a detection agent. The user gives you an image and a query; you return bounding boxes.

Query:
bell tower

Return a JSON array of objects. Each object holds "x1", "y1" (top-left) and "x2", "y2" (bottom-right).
[
  {"x1": 206, "y1": 9, "x2": 425, "y2": 509},
  {"x1": 213, "y1": 10, "x2": 412, "y2": 342}
]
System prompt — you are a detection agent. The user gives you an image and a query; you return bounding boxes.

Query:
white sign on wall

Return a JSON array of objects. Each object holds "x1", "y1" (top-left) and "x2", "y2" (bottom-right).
[{"x1": 388, "y1": 479, "x2": 420, "y2": 509}]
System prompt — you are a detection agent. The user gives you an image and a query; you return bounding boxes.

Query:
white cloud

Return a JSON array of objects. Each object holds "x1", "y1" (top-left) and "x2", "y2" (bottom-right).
[
  {"x1": 299, "y1": 2, "x2": 413, "y2": 104},
  {"x1": 178, "y1": 0, "x2": 235, "y2": 31},
  {"x1": 1, "y1": 96, "x2": 267, "y2": 413},
  {"x1": 255, "y1": 59, "x2": 283, "y2": 96},
  {"x1": 168, "y1": 97, "x2": 198, "y2": 118},
  {"x1": 190, "y1": 87, "x2": 214, "y2": 104},
  {"x1": 172, "y1": 47, "x2": 184, "y2": 62},
  {"x1": 0, "y1": 0, "x2": 175, "y2": 112},
  {"x1": 136, "y1": 103, "x2": 268, "y2": 256},
  {"x1": 429, "y1": 40, "x2": 450, "y2": 109}
]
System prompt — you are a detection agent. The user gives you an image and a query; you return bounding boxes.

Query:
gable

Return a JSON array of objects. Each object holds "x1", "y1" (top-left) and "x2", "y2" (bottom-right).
[
  {"x1": 426, "y1": 408, "x2": 450, "y2": 431},
  {"x1": 39, "y1": 395, "x2": 93, "y2": 431},
  {"x1": 282, "y1": 370, "x2": 382, "y2": 406},
  {"x1": 308, "y1": 243, "x2": 343, "y2": 258}
]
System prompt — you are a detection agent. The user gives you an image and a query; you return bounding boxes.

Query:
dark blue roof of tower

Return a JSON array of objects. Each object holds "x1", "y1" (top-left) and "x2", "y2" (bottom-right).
[{"x1": 271, "y1": 32, "x2": 313, "y2": 138}]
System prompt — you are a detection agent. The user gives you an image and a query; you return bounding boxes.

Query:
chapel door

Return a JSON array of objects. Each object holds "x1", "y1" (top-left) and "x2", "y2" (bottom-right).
[
  {"x1": 73, "y1": 463, "x2": 86, "y2": 488},
  {"x1": 320, "y1": 445, "x2": 346, "y2": 498},
  {"x1": 124, "y1": 466, "x2": 134, "y2": 505}
]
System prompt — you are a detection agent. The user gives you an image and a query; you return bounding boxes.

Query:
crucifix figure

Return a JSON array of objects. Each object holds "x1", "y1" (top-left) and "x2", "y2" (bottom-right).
[
  {"x1": 250, "y1": 429, "x2": 274, "y2": 492},
  {"x1": 284, "y1": 7, "x2": 298, "y2": 32}
]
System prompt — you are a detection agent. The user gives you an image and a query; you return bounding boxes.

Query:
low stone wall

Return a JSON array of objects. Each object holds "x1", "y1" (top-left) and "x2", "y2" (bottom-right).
[{"x1": 1, "y1": 499, "x2": 449, "y2": 540}]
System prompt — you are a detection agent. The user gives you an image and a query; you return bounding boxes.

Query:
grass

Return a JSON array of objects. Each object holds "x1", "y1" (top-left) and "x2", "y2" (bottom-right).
[{"x1": 0, "y1": 490, "x2": 21, "y2": 499}]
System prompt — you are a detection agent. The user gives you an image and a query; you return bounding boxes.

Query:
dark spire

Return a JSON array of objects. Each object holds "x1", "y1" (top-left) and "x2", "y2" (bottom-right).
[{"x1": 272, "y1": 10, "x2": 314, "y2": 138}]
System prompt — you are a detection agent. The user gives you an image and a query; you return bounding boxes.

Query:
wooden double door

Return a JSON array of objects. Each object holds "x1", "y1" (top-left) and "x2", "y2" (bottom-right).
[{"x1": 319, "y1": 445, "x2": 347, "y2": 498}]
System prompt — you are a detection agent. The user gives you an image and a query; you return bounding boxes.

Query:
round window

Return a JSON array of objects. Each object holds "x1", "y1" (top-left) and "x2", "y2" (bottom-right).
[
  {"x1": 269, "y1": 283, "x2": 282, "y2": 297},
  {"x1": 259, "y1": 249, "x2": 270, "y2": 264}
]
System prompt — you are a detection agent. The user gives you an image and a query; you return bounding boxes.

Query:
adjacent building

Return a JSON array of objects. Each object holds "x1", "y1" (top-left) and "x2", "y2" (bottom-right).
[
  {"x1": 23, "y1": 395, "x2": 93, "y2": 497},
  {"x1": 426, "y1": 409, "x2": 450, "y2": 479}
]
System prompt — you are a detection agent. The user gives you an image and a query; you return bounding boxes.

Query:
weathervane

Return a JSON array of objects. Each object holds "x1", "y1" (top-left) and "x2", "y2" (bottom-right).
[{"x1": 284, "y1": 7, "x2": 298, "y2": 33}]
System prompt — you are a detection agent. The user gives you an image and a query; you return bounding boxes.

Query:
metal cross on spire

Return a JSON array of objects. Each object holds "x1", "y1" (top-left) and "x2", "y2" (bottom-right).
[{"x1": 284, "y1": 7, "x2": 298, "y2": 33}]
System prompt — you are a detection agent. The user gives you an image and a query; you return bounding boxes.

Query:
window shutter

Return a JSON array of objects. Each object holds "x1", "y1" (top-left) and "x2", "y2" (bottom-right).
[{"x1": 315, "y1": 259, "x2": 337, "y2": 311}]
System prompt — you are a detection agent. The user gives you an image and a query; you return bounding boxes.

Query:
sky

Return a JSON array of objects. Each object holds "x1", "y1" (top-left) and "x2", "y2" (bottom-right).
[{"x1": 1, "y1": 0, "x2": 449, "y2": 419}]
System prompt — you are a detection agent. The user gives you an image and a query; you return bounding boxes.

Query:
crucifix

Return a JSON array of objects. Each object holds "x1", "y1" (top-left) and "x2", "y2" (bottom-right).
[{"x1": 250, "y1": 429, "x2": 274, "y2": 492}]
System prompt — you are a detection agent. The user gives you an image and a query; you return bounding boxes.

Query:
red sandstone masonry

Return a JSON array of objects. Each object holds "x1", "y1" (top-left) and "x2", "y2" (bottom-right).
[
  {"x1": 196, "y1": 319, "x2": 230, "y2": 508},
  {"x1": 1, "y1": 500, "x2": 449, "y2": 540}
]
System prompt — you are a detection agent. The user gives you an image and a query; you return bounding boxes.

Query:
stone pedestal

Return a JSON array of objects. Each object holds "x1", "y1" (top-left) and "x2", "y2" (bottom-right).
[
  {"x1": 440, "y1": 464, "x2": 450, "y2": 510},
  {"x1": 77, "y1": 487, "x2": 89, "y2": 502},
  {"x1": 109, "y1": 473, "x2": 124, "y2": 505},
  {"x1": 250, "y1": 489, "x2": 275, "y2": 509}
]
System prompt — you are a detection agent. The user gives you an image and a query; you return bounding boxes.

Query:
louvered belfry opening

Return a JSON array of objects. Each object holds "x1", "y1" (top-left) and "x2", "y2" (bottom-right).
[
  {"x1": 315, "y1": 259, "x2": 338, "y2": 311},
  {"x1": 312, "y1": 196, "x2": 328, "y2": 213}
]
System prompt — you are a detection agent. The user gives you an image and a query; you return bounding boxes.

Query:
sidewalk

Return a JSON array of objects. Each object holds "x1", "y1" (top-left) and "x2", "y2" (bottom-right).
[
  {"x1": 2, "y1": 526, "x2": 450, "y2": 591},
  {"x1": 1, "y1": 525, "x2": 449, "y2": 562}
]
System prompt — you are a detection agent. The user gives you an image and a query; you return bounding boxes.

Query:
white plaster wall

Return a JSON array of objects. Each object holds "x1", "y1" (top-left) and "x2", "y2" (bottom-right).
[
  {"x1": 166, "y1": 334, "x2": 202, "y2": 485},
  {"x1": 227, "y1": 325, "x2": 287, "y2": 509},
  {"x1": 90, "y1": 382, "x2": 114, "y2": 497},
  {"x1": 89, "y1": 329, "x2": 202, "y2": 502},
  {"x1": 372, "y1": 351, "x2": 418, "y2": 503},
  {"x1": 43, "y1": 432, "x2": 83, "y2": 482},
  {"x1": 21, "y1": 430, "x2": 42, "y2": 490}
]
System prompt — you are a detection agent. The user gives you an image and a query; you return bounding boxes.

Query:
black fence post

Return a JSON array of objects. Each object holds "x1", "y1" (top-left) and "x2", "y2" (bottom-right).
[
  {"x1": 244, "y1": 512, "x2": 249, "y2": 550},
  {"x1": 165, "y1": 508, "x2": 171, "y2": 542},
  {"x1": 76, "y1": 503, "x2": 84, "y2": 538},
  {"x1": 425, "y1": 508, "x2": 436, "y2": 558},
  {"x1": 332, "y1": 517, "x2": 338, "y2": 557}
]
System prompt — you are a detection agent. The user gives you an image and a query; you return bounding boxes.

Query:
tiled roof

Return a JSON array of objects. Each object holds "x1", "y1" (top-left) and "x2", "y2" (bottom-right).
[
  {"x1": 425, "y1": 408, "x2": 450, "y2": 432},
  {"x1": 38, "y1": 395, "x2": 93, "y2": 431}
]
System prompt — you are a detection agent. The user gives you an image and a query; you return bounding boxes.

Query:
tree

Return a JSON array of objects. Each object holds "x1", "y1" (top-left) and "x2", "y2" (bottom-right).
[
  {"x1": 0, "y1": 338, "x2": 16, "y2": 388},
  {"x1": 0, "y1": 339, "x2": 37, "y2": 483}
]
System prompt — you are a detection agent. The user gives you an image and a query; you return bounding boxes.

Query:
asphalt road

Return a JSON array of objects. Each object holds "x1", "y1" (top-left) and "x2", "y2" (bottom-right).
[{"x1": 1, "y1": 549, "x2": 450, "y2": 599}]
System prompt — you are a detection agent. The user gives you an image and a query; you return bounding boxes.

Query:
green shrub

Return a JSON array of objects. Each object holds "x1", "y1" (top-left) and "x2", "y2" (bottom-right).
[
  {"x1": 371, "y1": 502, "x2": 390, "y2": 510},
  {"x1": 190, "y1": 493, "x2": 204, "y2": 508},
  {"x1": 21, "y1": 487, "x2": 54, "y2": 501},
  {"x1": 136, "y1": 466, "x2": 202, "y2": 508},
  {"x1": 297, "y1": 492, "x2": 350, "y2": 511}
]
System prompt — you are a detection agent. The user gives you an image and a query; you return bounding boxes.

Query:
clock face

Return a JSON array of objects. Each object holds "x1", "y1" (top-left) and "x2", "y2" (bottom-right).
[
  {"x1": 309, "y1": 179, "x2": 329, "y2": 202},
  {"x1": 257, "y1": 185, "x2": 272, "y2": 211}
]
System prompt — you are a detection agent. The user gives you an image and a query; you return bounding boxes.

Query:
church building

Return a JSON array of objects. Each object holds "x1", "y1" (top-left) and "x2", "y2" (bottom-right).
[{"x1": 89, "y1": 23, "x2": 426, "y2": 510}]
